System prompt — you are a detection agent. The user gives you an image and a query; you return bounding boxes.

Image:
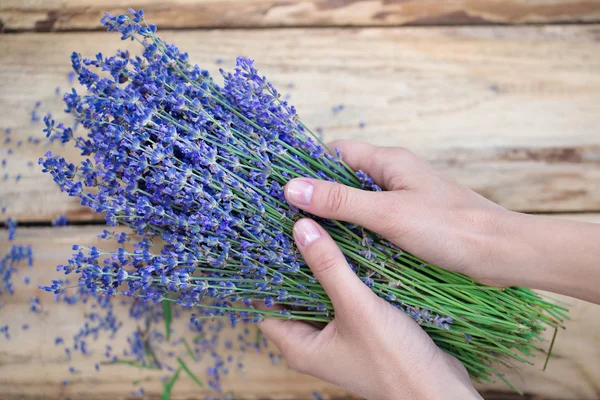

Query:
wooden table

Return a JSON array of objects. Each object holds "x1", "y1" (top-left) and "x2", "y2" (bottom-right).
[{"x1": 1, "y1": 1, "x2": 599, "y2": 399}]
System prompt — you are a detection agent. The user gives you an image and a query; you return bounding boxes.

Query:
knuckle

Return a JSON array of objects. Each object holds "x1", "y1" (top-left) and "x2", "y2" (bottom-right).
[
  {"x1": 313, "y1": 253, "x2": 340, "y2": 276},
  {"x1": 373, "y1": 146, "x2": 397, "y2": 160},
  {"x1": 386, "y1": 173, "x2": 409, "y2": 191},
  {"x1": 373, "y1": 145, "x2": 393, "y2": 158},
  {"x1": 372, "y1": 147, "x2": 417, "y2": 190},
  {"x1": 392, "y1": 146, "x2": 414, "y2": 159},
  {"x1": 324, "y1": 184, "x2": 349, "y2": 214},
  {"x1": 373, "y1": 194, "x2": 403, "y2": 234},
  {"x1": 376, "y1": 146, "x2": 415, "y2": 164}
]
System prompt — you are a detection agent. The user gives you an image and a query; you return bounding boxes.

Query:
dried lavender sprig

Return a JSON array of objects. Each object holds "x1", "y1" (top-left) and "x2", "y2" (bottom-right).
[
  {"x1": 1, "y1": 244, "x2": 33, "y2": 296},
  {"x1": 40, "y1": 9, "x2": 567, "y2": 384}
]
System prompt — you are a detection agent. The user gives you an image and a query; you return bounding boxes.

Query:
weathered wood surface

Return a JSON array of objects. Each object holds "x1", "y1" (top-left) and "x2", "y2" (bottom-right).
[
  {"x1": 0, "y1": 226, "x2": 347, "y2": 400},
  {"x1": 2, "y1": 0, "x2": 600, "y2": 31},
  {"x1": 1, "y1": 26, "x2": 599, "y2": 223},
  {"x1": 1, "y1": 216, "x2": 599, "y2": 399}
]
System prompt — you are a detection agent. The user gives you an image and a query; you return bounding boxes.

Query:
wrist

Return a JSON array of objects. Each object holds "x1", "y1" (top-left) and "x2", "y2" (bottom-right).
[
  {"x1": 480, "y1": 210, "x2": 528, "y2": 287},
  {"x1": 475, "y1": 210, "x2": 547, "y2": 288},
  {"x1": 458, "y1": 207, "x2": 521, "y2": 287},
  {"x1": 489, "y1": 212, "x2": 600, "y2": 302},
  {"x1": 483, "y1": 211, "x2": 584, "y2": 292}
]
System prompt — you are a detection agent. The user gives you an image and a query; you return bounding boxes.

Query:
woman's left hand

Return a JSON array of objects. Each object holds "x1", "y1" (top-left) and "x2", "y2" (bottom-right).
[{"x1": 258, "y1": 217, "x2": 482, "y2": 400}]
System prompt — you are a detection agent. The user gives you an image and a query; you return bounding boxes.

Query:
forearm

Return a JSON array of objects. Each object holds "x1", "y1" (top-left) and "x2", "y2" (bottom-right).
[{"x1": 491, "y1": 212, "x2": 600, "y2": 303}]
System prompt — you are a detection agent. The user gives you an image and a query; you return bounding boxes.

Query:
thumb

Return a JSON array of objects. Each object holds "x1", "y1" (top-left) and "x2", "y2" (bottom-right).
[
  {"x1": 293, "y1": 218, "x2": 376, "y2": 317},
  {"x1": 258, "y1": 218, "x2": 378, "y2": 375},
  {"x1": 285, "y1": 178, "x2": 398, "y2": 236}
]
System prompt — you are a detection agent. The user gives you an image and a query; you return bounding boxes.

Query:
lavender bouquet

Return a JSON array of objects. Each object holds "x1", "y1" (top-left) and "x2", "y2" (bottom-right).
[{"x1": 40, "y1": 9, "x2": 567, "y2": 387}]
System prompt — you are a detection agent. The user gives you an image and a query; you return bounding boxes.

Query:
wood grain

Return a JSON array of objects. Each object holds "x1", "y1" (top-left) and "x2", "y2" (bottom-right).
[
  {"x1": 1, "y1": 26, "x2": 600, "y2": 222},
  {"x1": 0, "y1": 226, "x2": 349, "y2": 400},
  {"x1": 1, "y1": 216, "x2": 599, "y2": 399},
  {"x1": 2, "y1": 0, "x2": 600, "y2": 31}
]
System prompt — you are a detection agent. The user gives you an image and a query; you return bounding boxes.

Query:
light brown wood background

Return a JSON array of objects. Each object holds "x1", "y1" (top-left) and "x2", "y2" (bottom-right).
[
  {"x1": 2, "y1": 0, "x2": 600, "y2": 30},
  {"x1": 1, "y1": 1, "x2": 599, "y2": 399}
]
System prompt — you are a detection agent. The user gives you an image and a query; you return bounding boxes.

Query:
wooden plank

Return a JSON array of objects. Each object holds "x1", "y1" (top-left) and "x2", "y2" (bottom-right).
[
  {"x1": 0, "y1": 225, "x2": 348, "y2": 399},
  {"x1": 2, "y1": 0, "x2": 600, "y2": 31},
  {"x1": 0, "y1": 215, "x2": 599, "y2": 399},
  {"x1": 1, "y1": 26, "x2": 599, "y2": 222}
]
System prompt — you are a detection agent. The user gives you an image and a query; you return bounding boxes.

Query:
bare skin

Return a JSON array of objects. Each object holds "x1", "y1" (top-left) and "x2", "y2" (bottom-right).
[{"x1": 258, "y1": 140, "x2": 600, "y2": 399}]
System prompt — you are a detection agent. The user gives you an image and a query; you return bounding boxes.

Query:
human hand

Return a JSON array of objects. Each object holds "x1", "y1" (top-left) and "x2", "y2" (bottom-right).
[
  {"x1": 258, "y1": 218, "x2": 481, "y2": 399},
  {"x1": 284, "y1": 140, "x2": 511, "y2": 287}
]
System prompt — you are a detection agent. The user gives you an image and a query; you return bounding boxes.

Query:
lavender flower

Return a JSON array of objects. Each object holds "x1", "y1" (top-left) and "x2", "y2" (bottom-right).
[
  {"x1": 51, "y1": 215, "x2": 69, "y2": 227},
  {"x1": 1, "y1": 325, "x2": 10, "y2": 340},
  {"x1": 40, "y1": 9, "x2": 566, "y2": 384},
  {"x1": 1, "y1": 245, "x2": 33, "y2": 295},
  {"x1": 332, "y1": 104, "x2": 345, "y2": 114},
  {"x1": 29, "y1": 296, "x2": 41, "y2": 313},
  {"x1": 5, "y1": 217, "x2": 17, "y2": 241}
]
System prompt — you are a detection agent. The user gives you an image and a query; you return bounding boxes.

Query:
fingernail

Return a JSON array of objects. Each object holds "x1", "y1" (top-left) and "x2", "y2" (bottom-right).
[
  {"x1": 294, "y1": 219, "x2": 321, "y2": 249},
  {"x1": 287, "y1": 179, "x2": 313, "y2": 206}
]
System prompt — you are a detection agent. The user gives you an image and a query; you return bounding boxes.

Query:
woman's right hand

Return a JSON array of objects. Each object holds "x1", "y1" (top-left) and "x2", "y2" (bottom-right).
[
  {"x1": 285, "y1": 140, "x2": 600, "y2": 303},
  {"x1": 286, "y1": 140, "x2": 511, "y2": 286}
]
